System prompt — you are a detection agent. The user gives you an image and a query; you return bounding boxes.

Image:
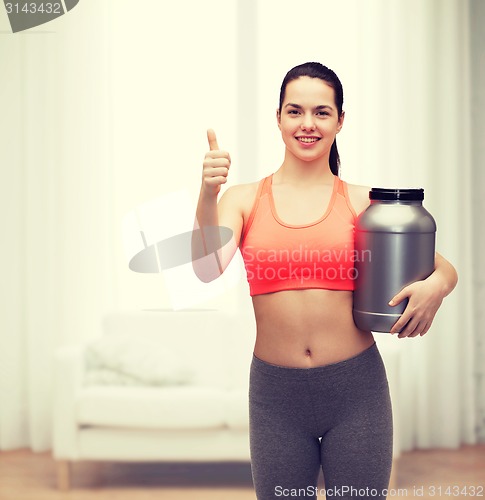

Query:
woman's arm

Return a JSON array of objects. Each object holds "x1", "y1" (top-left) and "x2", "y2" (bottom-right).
[
  {"x1": 388, "y1": 252, "x2": 458, "y2": 337},
  {"x1": 191, "y1": 129, "x2": 243, "y2": 282}
]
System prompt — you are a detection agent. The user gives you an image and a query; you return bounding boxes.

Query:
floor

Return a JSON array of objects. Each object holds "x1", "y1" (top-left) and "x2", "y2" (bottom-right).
[{"x1": 0, "y1": 445, "x2": 484, "y2": 499}]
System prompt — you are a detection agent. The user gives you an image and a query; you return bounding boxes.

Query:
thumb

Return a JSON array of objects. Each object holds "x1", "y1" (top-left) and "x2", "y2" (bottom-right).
[
  {"x1": 207, "y1": 129, "x2": 219, "y2": 151},
  {"x1": 388, "y1": 286, "x2": 410, "y2": 306}
]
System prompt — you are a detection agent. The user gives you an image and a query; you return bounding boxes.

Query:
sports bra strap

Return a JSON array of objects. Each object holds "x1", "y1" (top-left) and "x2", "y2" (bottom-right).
[
  {"x1": 339, "y1": 178, "x2": 358, "y2": 219},
  {"x1": 240, "y1": 175, "x2": 269, "y2": 245}
]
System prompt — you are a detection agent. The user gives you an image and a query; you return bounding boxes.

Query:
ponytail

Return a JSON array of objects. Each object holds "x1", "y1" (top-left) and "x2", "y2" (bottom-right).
[{"x1": 329, "y1": 139, "x2": 340, "y2": 177}]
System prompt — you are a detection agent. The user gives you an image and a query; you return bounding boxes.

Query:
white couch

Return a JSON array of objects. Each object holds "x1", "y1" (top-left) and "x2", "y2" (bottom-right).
[{"x1": 52, "y1": 310, "x2": 400, "y2": 491}]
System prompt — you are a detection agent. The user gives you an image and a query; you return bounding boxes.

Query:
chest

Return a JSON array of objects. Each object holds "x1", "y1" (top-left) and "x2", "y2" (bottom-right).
[
  {"x1": 243, "y1": 194, "x2": 355, "y2": 256},
  {"x1": 270, "y1": 184, "x2": 336, "y2": 226}
]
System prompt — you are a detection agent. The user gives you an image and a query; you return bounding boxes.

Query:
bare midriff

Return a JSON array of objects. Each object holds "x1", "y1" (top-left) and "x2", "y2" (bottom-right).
[{"x1": 252, "y1": 288, "x2": 375, "y2": 368}]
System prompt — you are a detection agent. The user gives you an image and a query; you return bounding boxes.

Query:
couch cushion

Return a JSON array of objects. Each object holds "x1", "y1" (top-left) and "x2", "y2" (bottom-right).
[
  {"x1": 101, "y1": 311, "x2": 236, "y2": 389},
  {"x1": 77, "y1": 386, "x2": 227, "y2": 429},
  {"x1": 84, "y1": 335, "x2": 194, "y2": 386}
]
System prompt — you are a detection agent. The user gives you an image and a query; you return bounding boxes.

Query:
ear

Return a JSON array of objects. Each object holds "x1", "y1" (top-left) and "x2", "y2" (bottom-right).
[
  {"x1": 337, "y1": 110, "x2": 345, "y2": 133},
  {"x1": 276, "y1": 108, "x2": 281, "y2": 130}
]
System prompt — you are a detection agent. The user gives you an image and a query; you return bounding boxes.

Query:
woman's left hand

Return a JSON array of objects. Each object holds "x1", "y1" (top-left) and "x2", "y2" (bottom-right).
[{"x1": 388, "y1": 274, "x2": 445, "y2": 338}]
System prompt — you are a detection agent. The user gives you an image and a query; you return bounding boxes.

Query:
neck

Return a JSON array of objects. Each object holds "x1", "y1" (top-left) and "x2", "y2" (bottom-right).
[{"x1": 275, "y1": 150, "x2": 335, "y2": 186}]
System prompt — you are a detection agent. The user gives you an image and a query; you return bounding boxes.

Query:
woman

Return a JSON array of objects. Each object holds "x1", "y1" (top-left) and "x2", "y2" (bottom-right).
[{"x1": 194, "y1": 62, "x2": 457, "y2": 499}]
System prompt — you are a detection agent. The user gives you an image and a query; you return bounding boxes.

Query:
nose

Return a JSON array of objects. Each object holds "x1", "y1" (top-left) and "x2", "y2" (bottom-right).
[{"x1": 300, "y1": 112, "x2": 316, "y2": 131}]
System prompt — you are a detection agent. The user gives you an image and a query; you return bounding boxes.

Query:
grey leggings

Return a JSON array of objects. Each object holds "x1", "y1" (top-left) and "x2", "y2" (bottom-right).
[{"x1": 249, "y1": 342, "x2": 393, "y2": 499}]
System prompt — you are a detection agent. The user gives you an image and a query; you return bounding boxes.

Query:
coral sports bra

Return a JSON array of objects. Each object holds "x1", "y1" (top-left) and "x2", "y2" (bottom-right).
[{"x1": 239, "y1": 174, "x2": 358, "y2": 296}]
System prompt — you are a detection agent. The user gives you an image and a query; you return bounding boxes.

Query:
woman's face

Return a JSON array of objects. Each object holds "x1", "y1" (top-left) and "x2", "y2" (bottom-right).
[{"x1": 277, "y1": 76, "x2": 344, "y2": 165}]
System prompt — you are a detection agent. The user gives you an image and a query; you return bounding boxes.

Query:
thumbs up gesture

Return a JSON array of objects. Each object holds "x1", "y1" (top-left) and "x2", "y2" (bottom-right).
[{"x1": 202, "y1": 129, "x2": 231, "y2": 196}]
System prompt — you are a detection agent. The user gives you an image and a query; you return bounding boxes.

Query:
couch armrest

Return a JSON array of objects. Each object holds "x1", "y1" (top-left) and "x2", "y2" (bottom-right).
[{"x1": 52, "y1": 344, "x2": 86, "y2": 459}]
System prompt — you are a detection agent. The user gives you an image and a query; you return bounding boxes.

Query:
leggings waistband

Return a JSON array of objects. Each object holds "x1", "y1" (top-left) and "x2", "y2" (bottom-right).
[{"x1": 251, "y1": 341, "x2": 379, "y2": 379}]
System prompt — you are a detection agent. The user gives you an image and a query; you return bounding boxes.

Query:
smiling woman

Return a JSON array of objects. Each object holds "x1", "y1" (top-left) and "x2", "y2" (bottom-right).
[{"x1": 194, "y1": 61, "x2": 458, "y2": 499}]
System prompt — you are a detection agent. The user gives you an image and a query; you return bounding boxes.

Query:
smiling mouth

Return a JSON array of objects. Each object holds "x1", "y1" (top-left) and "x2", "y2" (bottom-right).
[{"x1": 296, "y1": 137, "x2": 321, "y2": 143}]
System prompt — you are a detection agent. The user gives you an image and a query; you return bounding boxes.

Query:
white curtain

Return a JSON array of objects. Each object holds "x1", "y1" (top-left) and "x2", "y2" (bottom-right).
[
  {"x1": 0, "y1": 1, "x2": 116, "y2": 451},
  {"x1": 0, "y1": 0, "x2": 481, "y2": 453}
]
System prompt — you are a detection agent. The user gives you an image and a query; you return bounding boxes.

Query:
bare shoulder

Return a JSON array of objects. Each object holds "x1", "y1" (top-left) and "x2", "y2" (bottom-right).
[
  {"x1": 222, "y1": 180, "x2": 259, "y2": 199},
  {"x1": 344, "y1": 182, "x2": 372, "y2": 217},
  {"x1": 219, "y1": 180, "x2": 261, "y2": 214},
  {"x1": 214, "y1": 181, "x2": 261, "y2": 247}
]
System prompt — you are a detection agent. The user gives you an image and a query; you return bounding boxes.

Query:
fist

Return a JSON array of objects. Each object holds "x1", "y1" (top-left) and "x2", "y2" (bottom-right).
[{"x1": 202, "y1": 129, "x2": 231, "y2": 196}]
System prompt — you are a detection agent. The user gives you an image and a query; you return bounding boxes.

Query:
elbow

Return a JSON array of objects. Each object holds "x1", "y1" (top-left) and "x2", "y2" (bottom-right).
[
  {"x1": 441, "y1": 267, "x2": 458, "y2": 297},
  {"x1": 193, "y1": 269, "x2": 219, "y2": 284},
  {"x1": 191, "y1": 257, "x2": 223, "y2": 283},
  {"x1": 452, "y1": 264, "x2": 459, "y2": 289},
  {"x1": 434, "y1": 251, "x2": 458, "y2": 296}
]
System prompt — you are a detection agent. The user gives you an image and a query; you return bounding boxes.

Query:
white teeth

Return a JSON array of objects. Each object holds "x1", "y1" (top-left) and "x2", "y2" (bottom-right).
[{"x1": 298, "y1": 137, "x2": 319, "y2": 143}]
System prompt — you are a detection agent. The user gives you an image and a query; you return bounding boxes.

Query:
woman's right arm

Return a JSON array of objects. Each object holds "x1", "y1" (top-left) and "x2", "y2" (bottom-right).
[{"x1": 192, "y1": 129, "x2": 243, "y2": 282}]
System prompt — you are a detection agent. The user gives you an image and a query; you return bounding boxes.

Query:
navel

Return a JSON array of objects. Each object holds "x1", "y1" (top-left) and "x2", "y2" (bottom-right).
[{"x1": 305, "y1": 348, "x2": 312, "y2": 357}]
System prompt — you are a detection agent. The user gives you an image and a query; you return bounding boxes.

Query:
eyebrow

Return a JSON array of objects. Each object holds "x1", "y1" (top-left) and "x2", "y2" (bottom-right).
[{"x1": 284, "y1": 103, "x2": 334, "y2": 111}]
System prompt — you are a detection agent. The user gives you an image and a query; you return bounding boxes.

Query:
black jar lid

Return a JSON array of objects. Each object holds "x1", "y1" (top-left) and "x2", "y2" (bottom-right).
[{"x1": 370, "y1": 188, "x2": 424, "y2": 201}]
